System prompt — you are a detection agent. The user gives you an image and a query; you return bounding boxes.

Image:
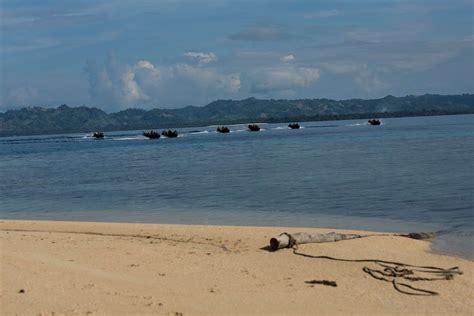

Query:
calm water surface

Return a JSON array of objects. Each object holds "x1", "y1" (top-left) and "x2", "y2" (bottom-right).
[{"x1": 1, "y1": 115, "x2": 473, "y2": 258}]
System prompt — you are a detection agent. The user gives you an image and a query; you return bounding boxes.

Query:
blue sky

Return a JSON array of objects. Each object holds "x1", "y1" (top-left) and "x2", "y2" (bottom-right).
[{"x1": 1, "y1": 0, "x2": 473, "y2": 111}]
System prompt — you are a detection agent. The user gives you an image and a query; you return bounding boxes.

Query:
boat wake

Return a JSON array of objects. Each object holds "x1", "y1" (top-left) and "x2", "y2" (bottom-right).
[
  {"x1": 188, "y1": 130, "x2": 210, "y2": 135},
  {"x1": 114, "y1": 136, "x2": 147, "y2": 141}
]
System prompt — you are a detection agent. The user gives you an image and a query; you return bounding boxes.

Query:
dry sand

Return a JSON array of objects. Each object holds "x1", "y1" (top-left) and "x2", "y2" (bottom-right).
[{"x1": 1, "y1": 220, "x2": 473, "y2": 315}]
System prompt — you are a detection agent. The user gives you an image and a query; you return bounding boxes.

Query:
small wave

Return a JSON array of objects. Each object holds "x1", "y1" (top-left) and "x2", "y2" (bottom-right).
[
  {"x1": 435, "y1": 223, "x2": 474, "y2": 236},
  {"x1": 305, "y1": 125, "x2": 337, "y2": 129},
  {"x1": 189, "y1": 130, "x2": 209, "y2": 134},
  {"x1": 114, "y1": 136, "x2": 147, "y2": 141},
  {"x1": 83, "y1": 133, "x2": 110, "y2": 139},
  {"x1": 159, "y1": 134, "x2": 184, "y2": 138},
  {"x1": 112, "y1": 133, "x2": 143, "y2": 137},
  {"x1": 346, "y1": 122, "x2": 384, "y2": 126},
  {"x1": 348, "y1": 121, "x2": 384, "y2": 126},
  {"x1": 272, "y1": 126, "x2": 305, "y2": 130}
]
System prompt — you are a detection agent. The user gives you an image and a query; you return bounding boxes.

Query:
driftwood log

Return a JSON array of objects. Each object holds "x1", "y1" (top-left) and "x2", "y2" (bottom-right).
[
  {"x1": 269, "y1": 231, "x2": 435, "y2": 251},
  {"x1": 270, "y1": 232, "x2": 364, "y2": 251}
]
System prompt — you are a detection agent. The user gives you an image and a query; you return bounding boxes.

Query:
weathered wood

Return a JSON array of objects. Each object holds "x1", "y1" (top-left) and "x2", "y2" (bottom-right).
[{"x1": 270, "y1": 232, "x2": 364, "y2": 251}]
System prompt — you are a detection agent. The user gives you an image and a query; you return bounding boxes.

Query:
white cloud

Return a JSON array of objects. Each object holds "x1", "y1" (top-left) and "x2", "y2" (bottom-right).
[
  {"x1": 120, "y1": 68, "x2": 148, "y2": 104},
  {"x1": 280, "y1": 54, "x2": 295, "y2": 62},
  {"x1": 170, "y1": 63, "x2": 240, "y2": 93},
  {"x1": 184, "y1": 51, "x2": 217, "y2": 64},
  {"x1": 134, "y1": 60, "x2": 159, "y2": 71},
  {"x1": 249, "y1": 66, "x2": 320, "y2": 94}
]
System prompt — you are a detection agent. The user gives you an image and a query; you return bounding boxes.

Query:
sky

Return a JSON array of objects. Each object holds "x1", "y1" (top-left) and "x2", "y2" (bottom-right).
[{"x1": 0, "y1": 0, "x2": 473, "y2": 112}]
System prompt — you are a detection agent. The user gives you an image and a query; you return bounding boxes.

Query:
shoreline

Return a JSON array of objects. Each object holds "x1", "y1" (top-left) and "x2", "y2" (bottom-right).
[
  {"x1": 2, "y1": 216, "x2": 472, "y2": 260},
  {"x1": 1, "y1": 219, "x2": 473, "y2": 315}
]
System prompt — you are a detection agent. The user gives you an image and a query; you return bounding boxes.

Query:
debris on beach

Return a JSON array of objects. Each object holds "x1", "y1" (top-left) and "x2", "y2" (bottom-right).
[
  {"x1": 270, "y1": 232, "x2": 364, "y2": 250},
  {"x1": 270, "y1": 232, "x2": 463, "y2": 296},
  {"x1": 269, "y1": 231, "x2": 435, "y2": 250},
  {"x1": 402, "y1": 232, "x2": 435, "y2": 240},
  {"x1": 305, "y1": 280, "x2": 337, "y2": 287}
]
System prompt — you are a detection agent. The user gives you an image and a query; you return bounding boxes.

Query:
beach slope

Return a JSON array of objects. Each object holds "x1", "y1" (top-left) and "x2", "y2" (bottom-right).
[{"x1": 1, "y1": 220, "x2": 473, "y2": 315}]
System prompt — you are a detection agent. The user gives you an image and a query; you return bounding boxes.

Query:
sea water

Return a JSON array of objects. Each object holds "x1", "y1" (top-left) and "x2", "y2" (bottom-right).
[{"x1": 1, "y1": 115, "x2": 473, "y2": 258}]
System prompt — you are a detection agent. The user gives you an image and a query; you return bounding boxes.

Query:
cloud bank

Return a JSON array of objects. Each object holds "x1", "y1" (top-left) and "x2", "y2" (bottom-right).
[
  {"x1": 84, "y1": 54, "x2": 241, "y2": 110},
  {"x1": 249, "y1": 66, "x2": 320, "y2": 94},
  {"x1": 82, "y1": 52, "x2": 324, "y2": 110}
]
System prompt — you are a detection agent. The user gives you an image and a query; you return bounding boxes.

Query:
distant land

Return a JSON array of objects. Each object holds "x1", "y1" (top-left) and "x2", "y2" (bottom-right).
[{"x1": 1, "y1": 94, "x2": 473, "y2": 137}]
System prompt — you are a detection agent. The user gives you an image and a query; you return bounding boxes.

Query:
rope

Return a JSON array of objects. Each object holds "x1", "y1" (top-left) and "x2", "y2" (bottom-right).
[
  {"x1": 280, "y1": 232, "x2": 297, "y2": 249},
  {"x1": 286, "y1": 234, "x2": 462, "y2": 296}
]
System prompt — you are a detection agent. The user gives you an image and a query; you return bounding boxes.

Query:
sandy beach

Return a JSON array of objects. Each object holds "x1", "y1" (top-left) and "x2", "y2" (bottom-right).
[{"x1": 1, "y1": 220, "x2": 473, "y2": 315}]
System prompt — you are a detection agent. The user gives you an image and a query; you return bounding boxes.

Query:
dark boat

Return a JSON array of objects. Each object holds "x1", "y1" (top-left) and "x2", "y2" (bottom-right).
[
  {"x1": 143, "y1": 130, "x2": 161, "y2": 139},
  {"x1": 288, "y1": 123, "x2": 300, "y2": 129},
  {"x1": 162, "y1": 130, "x2": 178, "y2": 138},
  {"x1": 248, "y1": 124, "x2": 260, "y2": 132},
  {"x1": 368, "y1": 119, "x2": 381, "y2": 126},
  {"x1": 93, "y1": 132, "x2": 104, "y2": 139},
  {"x1": 217, "y1": 126, "x2": 230, "y2": 133}
]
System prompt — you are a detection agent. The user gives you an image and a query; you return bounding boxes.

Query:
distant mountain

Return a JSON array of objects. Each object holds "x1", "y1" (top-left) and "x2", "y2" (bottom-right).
[{"x1": 1, "y1": 94, "x2": 473, "y2": 137}]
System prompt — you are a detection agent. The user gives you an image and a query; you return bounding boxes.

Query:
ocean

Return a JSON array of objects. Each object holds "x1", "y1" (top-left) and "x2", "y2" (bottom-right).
[{"x1": 1, "y1": 114, "x2": 473, "y2": 258}]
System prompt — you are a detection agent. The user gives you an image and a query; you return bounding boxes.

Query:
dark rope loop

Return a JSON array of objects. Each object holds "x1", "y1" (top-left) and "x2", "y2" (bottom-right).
[{"x1": 291, "y1": 247, "x2": 462, "y2": 296}]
